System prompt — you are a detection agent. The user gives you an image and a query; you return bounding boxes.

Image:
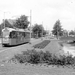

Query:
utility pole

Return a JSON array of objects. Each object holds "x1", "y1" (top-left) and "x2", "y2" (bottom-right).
[
  {"x1": 57, "y1": 26, "x2": 58, "y2": 39},
  {"x1": 1, "y1": 12, "x2": 5, "y2": 46},
  {"x1": 30, "y1": 10, "x2": 32, "y2": 44},
  {"x1": 3, "y1": 11, "x2": 11, "y2": 28},
  {"x1": 42, "y1": 22, "x2": 43, "y2": 37},
  {"x1": 0, "y1": 11, "x2": 10, "y2": 46},
  {"x1": 41, "y1": 22, "x2": 43, "y2": 40},
  {"x1": 4, "y1": 12, "x2": 5, "y2": 28},
  {"x1": 46, "y1": 26, "x2": 47, "y2": 35}
]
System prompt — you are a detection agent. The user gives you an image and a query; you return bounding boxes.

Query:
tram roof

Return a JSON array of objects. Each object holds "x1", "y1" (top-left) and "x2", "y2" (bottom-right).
[{"x1": 2, "y1": 27, "x2": 30, "y2": 32}]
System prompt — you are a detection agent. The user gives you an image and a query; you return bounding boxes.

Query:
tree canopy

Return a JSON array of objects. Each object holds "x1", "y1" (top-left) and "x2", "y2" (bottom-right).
[
  {"x1": 14, "y1": 15, "x2": 29, "y2": 29},
  {"x1": 69, "y1": 30, "x2": 75, "y2": 36},
  {"x1": 52, "y1": 20, "x2": 63, "y2": 38},
  {"x1": 32, "y1": 24, "x2": 45, "y2": 38},
  {"x1": 63, "y1": 30, "x2": 68, "y2": 37}
]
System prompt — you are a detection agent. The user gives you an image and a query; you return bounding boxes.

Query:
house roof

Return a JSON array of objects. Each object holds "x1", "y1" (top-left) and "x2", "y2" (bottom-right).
[
  {"x1": 7, "y1": 19, "x2": 16, "y2": 25},
  {"x1": 2, "y1": 27, "x2": 30, "y2": 32}
]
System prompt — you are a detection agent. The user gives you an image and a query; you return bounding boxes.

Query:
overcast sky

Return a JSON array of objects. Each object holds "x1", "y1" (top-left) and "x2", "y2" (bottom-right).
[{"x1": 0, "y1": 0, "x2": 75, "y2": 31}]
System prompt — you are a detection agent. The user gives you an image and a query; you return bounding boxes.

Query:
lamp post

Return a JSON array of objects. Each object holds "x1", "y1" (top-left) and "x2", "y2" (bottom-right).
[
  {"x1": 0, "y1": 11, "x2": 11, "y2": 46},
  {"x1": 2, "y1": 11, "x2": 11, "y2": 28}
]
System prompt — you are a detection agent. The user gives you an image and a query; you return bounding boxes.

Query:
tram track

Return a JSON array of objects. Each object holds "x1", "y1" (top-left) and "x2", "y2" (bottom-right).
[
  {"x1": 0, "y1": 44, "x2": 20, "y2": 53},
  {"x1": 0, "y1": 47, "x2": 12, "y2": 53},
  {"x1": 0, "y1": 48, "x2": 9, "y2": 53},
  {"x1": 0, "y1": 43, "x2": 25, "y2": 53},
  {"x1": 0, "y1": 43, "x2": 29, "y2": 54}
]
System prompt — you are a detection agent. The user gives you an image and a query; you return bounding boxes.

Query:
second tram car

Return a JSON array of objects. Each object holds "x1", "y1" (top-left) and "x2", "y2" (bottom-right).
[{"x1": 2, "y1": 27, "x2": 30, "y2": 46}]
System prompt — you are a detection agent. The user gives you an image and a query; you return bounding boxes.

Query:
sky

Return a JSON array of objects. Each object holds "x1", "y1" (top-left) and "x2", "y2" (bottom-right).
[{"x1": 0, "y1": 0, "x2": 75, "y2": 31}]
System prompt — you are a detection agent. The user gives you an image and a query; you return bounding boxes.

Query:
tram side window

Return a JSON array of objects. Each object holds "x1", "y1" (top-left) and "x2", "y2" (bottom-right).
[
  {"x1": 9, "y1": 31, "x2": 17, "y2": 38},
  {"x1": 24, "y1": 32, "x2": 26, "y2": 37},
  {"x1": 21, "y1": 32, "x2": 26, "y2": 37},
  {"x1": 25, "y1": 32, "x2": 30, "y2": 38}
]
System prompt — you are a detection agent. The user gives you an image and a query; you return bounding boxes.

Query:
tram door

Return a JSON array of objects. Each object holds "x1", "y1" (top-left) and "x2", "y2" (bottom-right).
[{"x1": 16, "y1": 31, "x2": 23, "y2": 44}]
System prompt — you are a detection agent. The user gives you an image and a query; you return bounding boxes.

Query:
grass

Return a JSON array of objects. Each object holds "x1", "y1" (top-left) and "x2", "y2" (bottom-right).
[
  {"x1": 0, "y1": 62, "x2": 75, "y2": 75},
  {"x1": 1, "y1": 48, "x2": 75, "y2": 75},
  {"x1": 60, "y1": 36, "x2": 75, "y2": 41}
]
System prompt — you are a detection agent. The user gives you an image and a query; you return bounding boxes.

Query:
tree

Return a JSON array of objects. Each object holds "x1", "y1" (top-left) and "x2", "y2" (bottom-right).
[
  {"x1": 32, "y1": 24, "x2": 44, "y2": 38},
  {"x1": 52, "y1": 20, "x2": 63, "y2": 39},
  {"x1": 43, "y1": 30, "x2": 47, "y2": 36},
  {"x1": 69, "y1": 30, "x2": 75, "y2": 36},
  {"x1": 14, "y1": 15, "x2": 29, "y2": 29},
  {"x1": 63, "y1": 30, "x2": 68, "y2": 37}
]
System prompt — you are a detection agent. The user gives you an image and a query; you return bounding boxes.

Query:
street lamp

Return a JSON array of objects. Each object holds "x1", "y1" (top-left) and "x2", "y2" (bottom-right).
[{"x1": 1, "y1": 11, "x2": 11, "y2": 28}]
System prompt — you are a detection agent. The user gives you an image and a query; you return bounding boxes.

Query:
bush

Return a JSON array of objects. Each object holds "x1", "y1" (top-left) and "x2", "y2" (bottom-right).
[
  {"x1": 43, "y1": 51, "x2": 53, "y2": 64},
  {"x1": 14, "y1": 54, "x2": 31, "y2": 63},
  {"x1": 12, "y1": 49, "x2": 75, "y2": 68},
  {"x1": 29, "y1": 52, "x2": 40, "y2": 64}
]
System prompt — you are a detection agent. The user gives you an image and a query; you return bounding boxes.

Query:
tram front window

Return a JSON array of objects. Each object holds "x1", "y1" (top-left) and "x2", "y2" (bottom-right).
[
  {"x1": 2, "y1": 31, "x2": 9, "y2": 42},
  {"x1": 3, "y1": 32, "x2": 9, "y2": 38}
]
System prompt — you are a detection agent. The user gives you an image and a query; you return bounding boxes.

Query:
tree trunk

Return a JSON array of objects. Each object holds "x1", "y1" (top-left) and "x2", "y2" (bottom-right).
[{"x1": 36, "y1": 31, "x2": 38, "y2": 38}]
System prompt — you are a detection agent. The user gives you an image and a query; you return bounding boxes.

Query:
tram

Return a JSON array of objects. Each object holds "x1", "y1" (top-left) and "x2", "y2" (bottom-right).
[{"x1": 2, "y1": 27, "x2": 30, "y2": 46}]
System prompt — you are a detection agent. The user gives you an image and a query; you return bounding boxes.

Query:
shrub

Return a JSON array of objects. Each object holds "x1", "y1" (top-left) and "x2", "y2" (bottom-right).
[
  {"x1": 43, "y1": 51, "x2": 53, "y2": 64},
  {"x1": 12, "y1": 49, "x2": 75, "y2": 68},
  {"x1": 14, "y1": 54, "x2": 31, "y2": 63},
  {"x1": 29, "y1": 52, "x2": 40, "y2": 64}
]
